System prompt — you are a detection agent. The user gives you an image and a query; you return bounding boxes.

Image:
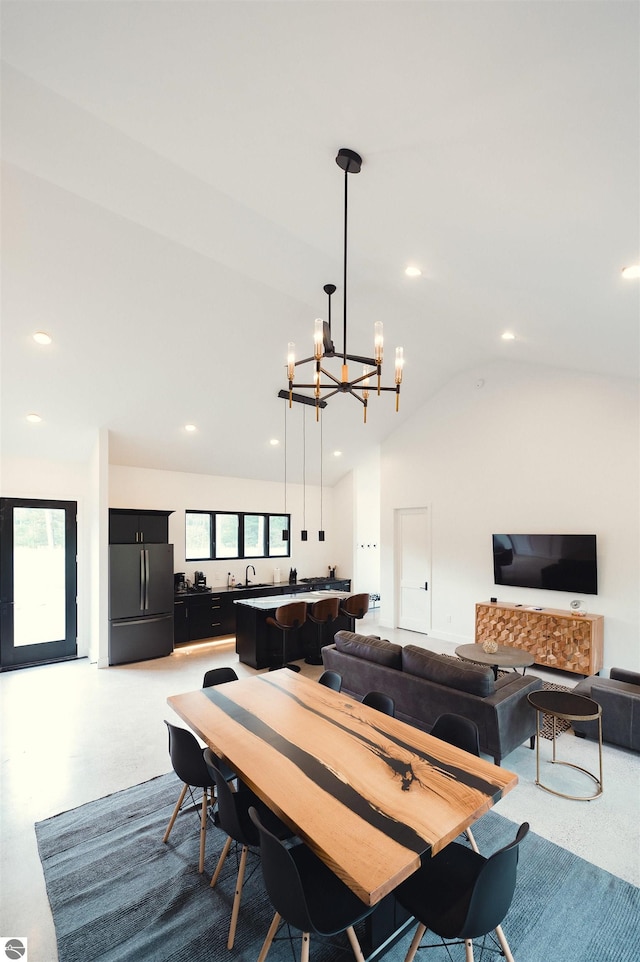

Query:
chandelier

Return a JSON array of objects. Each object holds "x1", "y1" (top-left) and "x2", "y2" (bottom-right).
[{"x1": 278, "y1": 148, "x2": 404, "y2": 423}]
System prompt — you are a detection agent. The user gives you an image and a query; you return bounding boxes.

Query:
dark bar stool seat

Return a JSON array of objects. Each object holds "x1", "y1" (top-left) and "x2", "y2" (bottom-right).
[
  {"x1": 266, "y1": 601, "x2": 308, "y2": 672},
  {"x1": 340, "y1": 593, "x2": 370, "y2": 633},
  {"x1": 305, "y1": 596, "x2": 340, "y2": 665}
]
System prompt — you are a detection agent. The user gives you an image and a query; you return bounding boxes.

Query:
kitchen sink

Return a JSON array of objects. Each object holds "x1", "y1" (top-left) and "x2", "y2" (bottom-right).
[{"x1": 232, "y1": 582, "x2": 269, "y2": 589}]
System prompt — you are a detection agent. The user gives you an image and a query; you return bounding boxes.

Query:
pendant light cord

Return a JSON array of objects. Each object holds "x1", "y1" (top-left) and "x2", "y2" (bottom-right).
[{"x1": 302, "y1": 406, "x2": 306, "y2": 527}]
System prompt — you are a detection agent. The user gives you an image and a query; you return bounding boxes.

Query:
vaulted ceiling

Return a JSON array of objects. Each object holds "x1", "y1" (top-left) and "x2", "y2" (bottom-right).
[{"x1": 2, "y1": 1, "x2": 638, "y2": 487}]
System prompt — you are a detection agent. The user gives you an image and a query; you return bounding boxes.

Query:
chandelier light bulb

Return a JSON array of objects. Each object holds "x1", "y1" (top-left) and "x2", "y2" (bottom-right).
[
  {"x1": 287, "y1": 342, "x2": 296, "y2": 381},
  {"x1": 395, "y1": 347, "x2": 404, "y2": 384},
  {"x1": 314, "y1": 318, "x2": 324, "y2": 360},
  {"x1": 374, "y1": 321, "x2": 384, "y2": 363},
  {"x1": 621, "y1": 265, "x2": 640, "y2": 279}
]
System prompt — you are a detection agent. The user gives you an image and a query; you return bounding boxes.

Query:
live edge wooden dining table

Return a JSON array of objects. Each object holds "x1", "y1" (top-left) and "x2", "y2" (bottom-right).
[{"x1": 168, "y1": 670, "x2": 518, "y2": 955}]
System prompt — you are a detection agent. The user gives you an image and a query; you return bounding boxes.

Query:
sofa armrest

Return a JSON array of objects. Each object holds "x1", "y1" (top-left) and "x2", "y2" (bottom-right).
[
  {"x1": 482, "y1": 674, "x2": 543, "y2": 763},
  {"x1": 590, "y1": 682, "x2": 640, "y2": 751},
  {"x1": 610, "y1": 667, "x2": 640, "y2": 688}
]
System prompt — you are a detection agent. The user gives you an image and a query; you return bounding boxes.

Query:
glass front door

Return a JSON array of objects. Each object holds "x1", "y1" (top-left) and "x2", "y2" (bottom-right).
[{"x1": 0, "y1": 498, "x2": 77, "y2": 669}]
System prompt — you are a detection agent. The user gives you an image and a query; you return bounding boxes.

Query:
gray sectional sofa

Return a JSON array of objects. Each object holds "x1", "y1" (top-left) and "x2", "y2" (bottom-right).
[
  {"x1": 572, "y1": 667, "x2": 640, "y2": 751},
  {"x1": 322, "y1": 630, "x2": 543, "y2": 765}
]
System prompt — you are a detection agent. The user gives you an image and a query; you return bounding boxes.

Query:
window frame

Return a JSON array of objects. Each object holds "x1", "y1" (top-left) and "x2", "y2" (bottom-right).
[{"x1": 185, "y1": 510, "x2": 291, "y2": 562}]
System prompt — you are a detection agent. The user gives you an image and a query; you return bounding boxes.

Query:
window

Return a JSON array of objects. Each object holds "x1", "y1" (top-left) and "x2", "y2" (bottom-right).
[{"x1": 185, "y1": 511, "x2": 290, "y2": 561}]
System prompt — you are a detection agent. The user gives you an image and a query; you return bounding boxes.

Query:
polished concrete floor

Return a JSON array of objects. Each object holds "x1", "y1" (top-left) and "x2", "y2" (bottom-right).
[{"x1": 1, "y1": 614, "x2": 638, "y2": 961}]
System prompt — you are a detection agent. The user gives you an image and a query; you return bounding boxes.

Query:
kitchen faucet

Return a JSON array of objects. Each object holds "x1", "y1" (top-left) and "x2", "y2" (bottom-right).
[{"x1": 245, "y1": 564, "x2": 256, "y2": 587}]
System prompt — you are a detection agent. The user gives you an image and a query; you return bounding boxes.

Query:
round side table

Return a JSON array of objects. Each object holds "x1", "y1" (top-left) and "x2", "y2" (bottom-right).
[{"x1": 527, "y1": 689, "x2": 603, "y2": 801}]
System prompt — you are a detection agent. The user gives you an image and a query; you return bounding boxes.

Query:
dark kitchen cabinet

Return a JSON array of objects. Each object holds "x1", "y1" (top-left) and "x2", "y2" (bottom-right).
[
  {"x1": 109, "y1": 509, "x2": 173, "y2": 544},
  {"x1": 173, "y1": 598, "x2": 189, "y2": 645}
]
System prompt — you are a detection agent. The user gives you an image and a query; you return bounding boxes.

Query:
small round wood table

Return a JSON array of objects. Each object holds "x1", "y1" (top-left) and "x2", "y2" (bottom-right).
[
  {"x1": 527, "y1": 689, "x2": 603, "y2": 801},
  {"x1": 455, "y1": 643, "x2": 534, "y2": 680}
]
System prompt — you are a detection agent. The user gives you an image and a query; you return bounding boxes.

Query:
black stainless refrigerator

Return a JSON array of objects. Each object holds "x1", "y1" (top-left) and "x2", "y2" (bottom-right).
[{"x1": 109, "y1": 543, "x2": 174, "y2": 665}]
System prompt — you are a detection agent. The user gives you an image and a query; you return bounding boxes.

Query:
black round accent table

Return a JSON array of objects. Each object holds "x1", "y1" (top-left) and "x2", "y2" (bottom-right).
[{"x1": 527, "y1": 689, "x2": 603, "y2": 801}]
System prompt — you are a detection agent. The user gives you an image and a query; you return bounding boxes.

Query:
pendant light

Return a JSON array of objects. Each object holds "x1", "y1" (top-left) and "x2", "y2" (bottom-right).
[
  {"x1": 318, "y1": 414, "x2": 325, "y2": 541},
  {"x1": 282, "y1": 400, "x2": 289, "y2": 541},
  {"x1": 301, "y1": 406, "x2": 308, "y2": 540}
]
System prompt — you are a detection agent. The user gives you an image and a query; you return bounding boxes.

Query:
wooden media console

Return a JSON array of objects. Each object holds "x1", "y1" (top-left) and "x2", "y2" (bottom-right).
[{"x1": 475, "y1": 601, "x2": 604, "y2": 675}]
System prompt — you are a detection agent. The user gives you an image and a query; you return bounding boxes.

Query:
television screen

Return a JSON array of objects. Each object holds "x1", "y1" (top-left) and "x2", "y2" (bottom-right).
[{"x1": 492, "y1": 534, "x2": 598, "y2": 595}]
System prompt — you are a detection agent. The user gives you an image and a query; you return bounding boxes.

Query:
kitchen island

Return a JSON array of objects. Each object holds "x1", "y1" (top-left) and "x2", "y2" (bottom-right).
[{"x1": 235, "y1": 590, "x2": 352, "y2": 669}]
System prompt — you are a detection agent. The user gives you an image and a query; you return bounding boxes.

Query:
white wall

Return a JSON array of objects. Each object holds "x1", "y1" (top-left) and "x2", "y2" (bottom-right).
[
  {"x1": 109, "y1": 464, "x2": 352, "y2": 588},
  {"x1": 379, "y1": 361, "x2": 640, "y2": 671},
  {"x1": 353, "y1": 450, "x2": 381, "y2": 597}
]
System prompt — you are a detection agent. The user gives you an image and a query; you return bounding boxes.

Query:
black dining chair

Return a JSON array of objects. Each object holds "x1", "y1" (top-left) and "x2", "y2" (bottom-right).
[
  {"x1": 249, "y1": 805, "x2": 375, "y2": 962},
  {"x1": 266, "y1": 601, "x2": 308, "y2": 672},
  {"x1": 431, "y1": 713, "x2": 481, "y2": 852},
  {"x1": 305, "y1": 596, "x2": 340, "y2": 665},
  {"x1": 339, "y1": 593, "x2": 370, "y2": 633},
  {"x1": 204, "y1": 749, "x2": 295, "y2": 949},
  {"x1": 317, "y1": 669, "x2": 342, "y2": 692},
  {"x1": 202, "y1": 666, "x2": 238, "y2": 688},
  {"x1": 162, "y1": 721, "x2": 223, "y2": 873},
  {"x1": 395, "y1": 822, "x2": 529, "y2": 962},
  {"x1": 362, "y1": 690, "x2": 395, "y2": 717}
]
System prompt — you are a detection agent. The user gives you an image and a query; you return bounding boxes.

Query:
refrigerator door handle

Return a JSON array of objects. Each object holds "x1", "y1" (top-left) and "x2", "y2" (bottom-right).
[
  {"x1": 139, "y1": 549, "x2": 145, "y2": 611},
  {"x1": 144, "y1": 549, "x2": 150, "y2": 610},
  {"x1": 113, "y1": 615, "x2": 171, "y2": 627}
]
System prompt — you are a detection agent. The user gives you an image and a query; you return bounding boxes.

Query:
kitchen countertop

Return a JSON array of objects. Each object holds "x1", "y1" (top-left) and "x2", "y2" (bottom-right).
[
  {"x1": 233, "y1": 590, "x2": 351, "y2": 610},
  {"x1": 174, "y1": 578, "x2": 348, "y2": 600}
]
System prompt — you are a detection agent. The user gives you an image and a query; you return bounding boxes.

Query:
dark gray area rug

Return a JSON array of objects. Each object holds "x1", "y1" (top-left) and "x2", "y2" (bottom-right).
[{"x1": 35, "y1": 772, "x2": 639, "y2": 962}]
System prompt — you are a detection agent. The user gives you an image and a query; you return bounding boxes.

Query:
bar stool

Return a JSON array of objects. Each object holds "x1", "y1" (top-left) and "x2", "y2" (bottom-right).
[
  {"x1": 339, "y1": 593, "x2": 370, "y2": 633},
  {"x1": 266, "y1": 601, "x2": 308, "y2": 672},
  {"x1": 305, "y1": 596, "x2": 340, "y2": 665}
]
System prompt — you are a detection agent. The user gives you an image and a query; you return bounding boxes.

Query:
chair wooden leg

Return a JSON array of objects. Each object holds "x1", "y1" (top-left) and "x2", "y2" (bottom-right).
[
  {"x1": 227, "y1": 844, "x2": 249, "y2": 949},
  {"x1": 257, "y1": 911, "x2": 281, "y2": 962},
  {"x1": 494, "y1": 925, "x2": 515, "y2": 962},
  {"x1": 403, "y1": 923, "x2": 426, "y2": 962},
  {"x1": 210, "y1": 836, "x2": 232, "y2": 888},
  {"x1": 464, "y1": 938, "x2": 474, "y2": 962},
  {"x1": 345, "y1": 925, "x2": 366, "y2": 962},
  {"x1": 163, "y1": 783, "x2": 188, "y2": 843},
  {"x1": 300, "y1": 933, "x2": 310, "y2": 962},
  {"x1": 466, "y1": 826, "x2": 480, "y2": 853},
  {"x1": 199, "y1": 789, "x2": 208, "y2": 873}
]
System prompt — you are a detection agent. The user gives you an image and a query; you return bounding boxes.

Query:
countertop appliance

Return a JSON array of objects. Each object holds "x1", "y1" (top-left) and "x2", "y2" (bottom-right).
[{"x1": 109, "y1": 543, "x2": 174, "y2": 665}]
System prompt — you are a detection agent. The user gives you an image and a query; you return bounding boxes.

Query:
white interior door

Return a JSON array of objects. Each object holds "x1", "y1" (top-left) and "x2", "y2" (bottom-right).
[{"x1": 396, "y1": 507, "x2": 431, "y2": 633}]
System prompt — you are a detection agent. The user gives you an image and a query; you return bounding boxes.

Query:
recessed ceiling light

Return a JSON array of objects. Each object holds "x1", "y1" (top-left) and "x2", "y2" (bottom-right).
[
  {"x1": 621, "y1": 265, "x2": 640, "y2": 279},
  {"x1": 26, "y1": 413, "x2": 42, "y2": 423},
  {"x1": 333, "y1": 450, "x2": 342, "y2": 457},
  {"x1": 33, "y1": 331, "x2": 52, "y2": 345},
  {"x1": 269, "y1": 439, "x2": 280, "y2": 446},
  {"x1": 184, "y1": 424, "x2": 197, "y2": 432},
  {"x1": 405, "y1": 266, "x2": 422, "y2": 277},
  {"x1": 501, "y1": 332, "x2": 516, "y2": 341}
]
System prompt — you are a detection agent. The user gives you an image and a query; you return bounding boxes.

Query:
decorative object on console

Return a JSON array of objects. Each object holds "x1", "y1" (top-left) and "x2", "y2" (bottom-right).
[
  {"x1": 570, "y1": 599, "x2": 588, "y2": 615},
  {"x1": 277, "y1": 148, "x2": 404, "y2": 422}
]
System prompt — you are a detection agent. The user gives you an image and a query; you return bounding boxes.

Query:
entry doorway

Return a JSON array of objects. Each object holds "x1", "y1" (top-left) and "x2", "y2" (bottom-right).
[
  {"x1": 0, "y1": 498, "x2": 77, "y2": 670},
  {"x1": 395, "y1": 506, "x2": 431, "y2": 633}
]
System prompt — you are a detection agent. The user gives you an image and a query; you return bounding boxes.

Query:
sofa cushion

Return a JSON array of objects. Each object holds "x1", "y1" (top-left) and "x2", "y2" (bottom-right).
[
  {"x1": 402, "y1": 645, "x2": 495, "y2": 697},
  {"x1": 334, "y1": 630, "x2": 402, "y2": 669}
]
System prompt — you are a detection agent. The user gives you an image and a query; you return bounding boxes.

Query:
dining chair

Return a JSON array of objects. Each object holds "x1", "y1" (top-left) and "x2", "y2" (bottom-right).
[
  {"x1": 204, "y1": 749, "x2": 295, "y2": 949},
  {"x1": 162, "y1": 721, "x2": 222, "y2": 873},
  {"x1": 305, "y1": 596, "x2": 340, "y2": 665},
  {"x1": 202, "y1": 666, "x2": 238, "y2": 688},
  {"x1": 339, "y1": 593, "x2": 370, "y2": 632},
  {"x1": 395, "y1": 822, "x2": 529, "y2": 962},
  {"x1": 362, "y1": 690, "x2": 395, "y2": 716},
  {"x1": 430, "y1": 713, "x2": 481, "y2": 852},
  {"x1": 266, "y1": 601, "x2": 308, "y2": 672},
  {"x1": 248, "y1": 805, "x2": 375, "y2": 962},
  {"x1": 317, "y1": 669, "x2": 342, "y2": 692}
]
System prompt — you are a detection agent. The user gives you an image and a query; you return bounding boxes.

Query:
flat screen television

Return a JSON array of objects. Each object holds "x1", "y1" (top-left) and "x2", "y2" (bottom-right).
[{"x1": 492, "y1": 534, "x2": 598, "y2": 595}]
